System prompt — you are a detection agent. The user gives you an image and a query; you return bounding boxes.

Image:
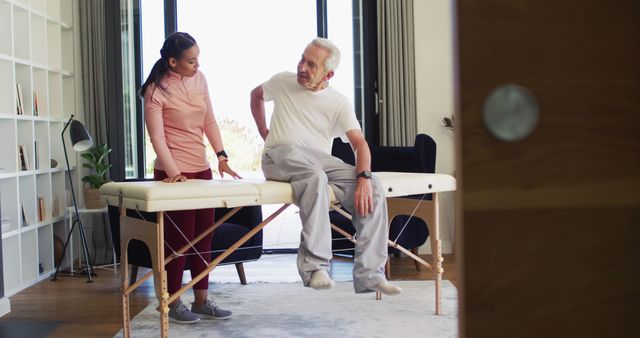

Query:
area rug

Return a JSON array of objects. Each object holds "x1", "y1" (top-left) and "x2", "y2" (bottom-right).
[{"x1": 114, "y1": 280, "x2": 458, "y2": 338}]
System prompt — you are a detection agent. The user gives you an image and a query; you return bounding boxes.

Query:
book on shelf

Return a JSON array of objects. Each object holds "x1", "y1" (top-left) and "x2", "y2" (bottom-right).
[
  {"x1": 52, "y1": 195, "x2": 60, "y2": 218},
  {"x1": 34, "y1": 141, "x2": 39, "y2": 170},
  {"x1": 33, "y1": 91, "x2": 39, "y2": 116},
  {"x1": 16, "y1": 84, "x2": 24, "y2": 115},
  {"x1": 18, "y1": 144, "x2": 28, "y2": 171},
  {"x1": 25, "y1": 145, "x2": 30, "y2": 170},
  {"x1": 21, "y1": 204, "x2": 29, "y2": 227},
  {"x1": 38, "y1": 197, "x2": 45, "y2": 222}
]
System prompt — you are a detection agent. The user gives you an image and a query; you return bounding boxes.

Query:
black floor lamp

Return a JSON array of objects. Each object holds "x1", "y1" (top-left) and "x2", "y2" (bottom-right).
[{"x1": 51, "y1": 115, "x2": 96, "y2": 283}]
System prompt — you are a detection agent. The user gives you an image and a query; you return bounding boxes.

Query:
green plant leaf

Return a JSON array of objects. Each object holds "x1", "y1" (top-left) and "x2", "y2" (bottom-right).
[{"x1": 81, "y1": 143, "x2": 112, "y2": 188}]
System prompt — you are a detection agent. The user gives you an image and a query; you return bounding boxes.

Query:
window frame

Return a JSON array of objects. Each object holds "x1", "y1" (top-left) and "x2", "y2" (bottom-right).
[{"x1": 107, "y1": 0, "x2": 378, "y2": 180}]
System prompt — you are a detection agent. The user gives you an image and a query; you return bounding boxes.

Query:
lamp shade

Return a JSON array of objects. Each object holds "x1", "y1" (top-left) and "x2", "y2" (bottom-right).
[{"x1": 69, "y1": 119, "x2": 93, "y2": 152}]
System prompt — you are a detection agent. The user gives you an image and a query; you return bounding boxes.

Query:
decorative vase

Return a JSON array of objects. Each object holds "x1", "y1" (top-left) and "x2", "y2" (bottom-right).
[{"x1": 83, "y1": 187, "x2": 106, "y2": 209}]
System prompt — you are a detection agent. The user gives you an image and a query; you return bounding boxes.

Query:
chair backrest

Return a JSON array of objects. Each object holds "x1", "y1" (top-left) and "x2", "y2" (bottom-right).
[{"x1": 331, "y1": 134, "x2": 436, "y2": 174}]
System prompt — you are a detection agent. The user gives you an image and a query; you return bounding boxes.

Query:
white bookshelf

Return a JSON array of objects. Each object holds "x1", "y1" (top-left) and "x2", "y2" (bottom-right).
[{"x1": 0, "y1": 0, "x2": 77, "y2": 297}]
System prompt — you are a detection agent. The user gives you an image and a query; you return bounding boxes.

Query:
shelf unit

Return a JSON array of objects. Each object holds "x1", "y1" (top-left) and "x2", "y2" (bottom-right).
[{"x1": 0, "y1": 0, "x2": 77, "y2": 297}]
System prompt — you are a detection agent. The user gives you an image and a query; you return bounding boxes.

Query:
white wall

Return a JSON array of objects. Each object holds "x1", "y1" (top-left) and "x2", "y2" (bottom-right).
[{"x1": 414, "y1": 0, "x2": 456, "y2": 254}]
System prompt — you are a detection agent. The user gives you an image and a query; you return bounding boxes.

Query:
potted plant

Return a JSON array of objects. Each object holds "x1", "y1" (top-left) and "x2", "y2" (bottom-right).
[{"x1": 81, "y1": 143, "x2": 112, "y2": 209}]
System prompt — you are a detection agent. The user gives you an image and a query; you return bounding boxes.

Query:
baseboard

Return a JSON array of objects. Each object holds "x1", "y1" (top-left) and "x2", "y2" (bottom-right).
[{"x1": 0, "y1": 297, "x2": 11, "y2": 317}]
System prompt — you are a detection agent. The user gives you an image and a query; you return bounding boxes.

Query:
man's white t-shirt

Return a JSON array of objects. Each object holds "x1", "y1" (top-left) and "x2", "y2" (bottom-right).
[{"x1": 262, "y1": 72, "x2": 361, "y2": 155}]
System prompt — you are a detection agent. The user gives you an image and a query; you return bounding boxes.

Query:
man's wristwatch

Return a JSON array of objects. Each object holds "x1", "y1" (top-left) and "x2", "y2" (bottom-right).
[{"x1": 356, "y1": 170, "x2": 372, "y2": 179}]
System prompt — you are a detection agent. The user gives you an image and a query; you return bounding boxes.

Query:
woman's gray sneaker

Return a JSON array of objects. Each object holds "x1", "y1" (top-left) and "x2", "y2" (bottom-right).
[
  {"x1": 168, "y1": 301, "x2": 200, "y2": 324},
  {"x1": 191, "y1": 299, "x2": 233, "y2": 320}
]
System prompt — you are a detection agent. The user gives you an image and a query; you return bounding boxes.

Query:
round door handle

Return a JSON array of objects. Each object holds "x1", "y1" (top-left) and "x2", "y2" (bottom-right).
[{"x1": 482, "y1": 84, "x2": 540, "y2": 142}]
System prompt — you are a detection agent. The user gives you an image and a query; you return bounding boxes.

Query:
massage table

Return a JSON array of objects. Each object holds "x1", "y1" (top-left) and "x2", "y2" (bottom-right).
[{"x1": 100, "y1": 172, "x2": 456, "y2": 338}]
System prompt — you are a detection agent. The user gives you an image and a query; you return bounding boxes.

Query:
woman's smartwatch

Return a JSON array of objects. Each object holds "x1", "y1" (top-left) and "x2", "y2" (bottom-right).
[
  {"x1": 216, "y1": 150, "x2": 228, "y2": 161},
  {"x1": 356, "y1": 170, "x2": 372, "y2": 179}
]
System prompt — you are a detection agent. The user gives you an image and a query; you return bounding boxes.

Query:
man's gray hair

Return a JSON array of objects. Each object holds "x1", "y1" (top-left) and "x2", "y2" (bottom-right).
[{"x1": 309, "y1": 37, "x2": 341, "y2": 72}]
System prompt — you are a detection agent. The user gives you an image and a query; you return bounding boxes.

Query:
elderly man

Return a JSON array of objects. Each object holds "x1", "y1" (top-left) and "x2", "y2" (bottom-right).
[{"x1": 250, "y1": 37, "x2": 401, "y2": 295}]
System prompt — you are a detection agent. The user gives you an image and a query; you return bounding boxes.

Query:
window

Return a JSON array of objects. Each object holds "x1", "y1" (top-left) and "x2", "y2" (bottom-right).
[
  {"x1": 140, "y1": 0, "x2": 166, "y2": 178},
  {"x1": 121, "y1": 0, "x2": 138, "y2": 179},
  {"x1": 327, "y1": 0, "x2": 356, "y2": 110},
  {"x1": 174, "y1": 0, "x2": 318, "y2": 177},
  {"x1": 123, "y1": 0, "x2": 366, "y2": 179}
]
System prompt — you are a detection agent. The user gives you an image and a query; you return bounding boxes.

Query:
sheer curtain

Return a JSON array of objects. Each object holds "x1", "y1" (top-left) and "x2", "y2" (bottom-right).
[{"x1": 377, "y1": 0, "x2": 416, "y2": 146}]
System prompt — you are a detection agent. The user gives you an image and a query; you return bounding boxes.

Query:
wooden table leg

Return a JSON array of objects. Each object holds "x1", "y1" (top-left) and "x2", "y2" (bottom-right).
[
  {"x1": 119, "y1": 206, "x2": 131, "y2": 338},
  {"x1": 156, "y1": 212, "x2": 169, "y2": 338},
  {"x1": 432, "y1": 193, "x2": 442, "y2": 315},
  {"x1": 119, "y1": 210, "x2": 172, "y2": 336},
  {"x1": 385, "y1": 196, "x2": 443, "y2": 314},
  {"x1": 121, "y1": 294, "x2": 130, "y2": 338}
]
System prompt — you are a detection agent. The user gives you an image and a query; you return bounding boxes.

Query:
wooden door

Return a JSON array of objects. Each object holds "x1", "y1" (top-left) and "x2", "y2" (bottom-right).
[{"x1": 456, "y1": 1, "x2": 640, "y2": 337}]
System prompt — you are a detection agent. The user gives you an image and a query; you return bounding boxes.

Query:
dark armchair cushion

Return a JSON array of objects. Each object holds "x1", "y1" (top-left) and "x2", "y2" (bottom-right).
[
  {"x1": 331, "y1": 134, "x2": 436, "y2": 173},
  {"x1": 211, "y1": 206, "x2": 263, "y2": 263}
]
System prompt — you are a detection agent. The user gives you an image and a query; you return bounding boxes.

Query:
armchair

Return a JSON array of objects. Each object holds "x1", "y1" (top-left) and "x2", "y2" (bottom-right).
[
  {"x1": 329, "y1": 134, "x2": 436, "y2": 278},
  {"x1": 109, "y1": 203, "x2": 263, "y2": 285}
]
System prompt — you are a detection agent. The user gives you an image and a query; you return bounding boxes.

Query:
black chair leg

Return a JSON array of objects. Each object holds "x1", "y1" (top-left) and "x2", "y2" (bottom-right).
[
  {"x1": 410, "y1": 248, "x2": 422, "y2": 271},
  {"x1": 235, "y1": 263, "x2": 247, "y2": 285},
  {"x1": 129, "y1": 265, "x2": 139, "y2": 286}
]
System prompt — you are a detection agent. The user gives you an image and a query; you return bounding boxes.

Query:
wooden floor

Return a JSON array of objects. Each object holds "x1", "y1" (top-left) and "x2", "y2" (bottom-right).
[{"x1": 2, "y1": 253, "x2": 457, "y2": 338}]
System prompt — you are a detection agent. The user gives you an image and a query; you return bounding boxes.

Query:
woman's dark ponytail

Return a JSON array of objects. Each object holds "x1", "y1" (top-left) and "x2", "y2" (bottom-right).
[
  {"x1": 138, "y1": 32, "x2": 197, "y2": 98},
  {"x1": 138, "y1": 58, "x2": 167, "y2": 97}
]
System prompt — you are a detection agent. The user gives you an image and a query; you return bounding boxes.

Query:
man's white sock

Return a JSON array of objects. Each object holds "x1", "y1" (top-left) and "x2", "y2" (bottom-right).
[
  {"x1": 372, "y1": 281, "x2": 403, "y2": 295},
  {"x1": 309, "y1": 270, "x2": 335, "y2": 290}
]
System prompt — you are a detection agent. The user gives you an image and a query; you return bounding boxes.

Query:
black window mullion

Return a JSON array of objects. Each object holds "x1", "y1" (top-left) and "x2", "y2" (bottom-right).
[
  {"x1": 352, "y1": 0, "x2": 363, "y2": 127},
  {"x1": 361, "y1": 0, "x2": 378, "y2": 145},
  {"x1": 164, "y1": 0, "x2": 177, "y2": 37},
  {"x1": 133, "y1": 0, "x2": 145, "y2": 179},
  {"x1": 317, "y1": 0, "x2": 327, "y2": 37}
]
